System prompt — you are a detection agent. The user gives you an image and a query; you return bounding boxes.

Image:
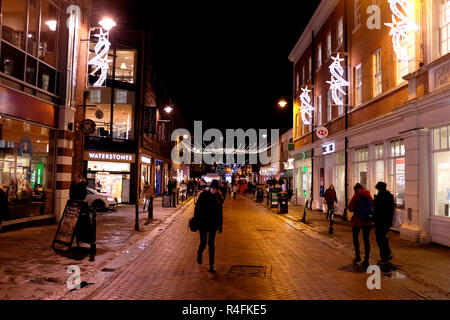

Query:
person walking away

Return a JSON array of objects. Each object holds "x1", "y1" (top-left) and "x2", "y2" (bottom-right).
[
  {"x1": 348, "y1": 183, "x2": 374, "y2": 269},
  {"x1": 324, "y1": 184, "x2": 338, "y2": 219},
  {"x1": 194, "y1": 180, "x2": 223, "y2": 272},
  {"x1": 0, "y1": 185, "x2": 10, "y2": 230},
  {"x1": 374, "y1": 181, "x2": 395, "y2": 263},
  {"x1": 232, "y1": 183, "x2": 238, "y2": 199}
]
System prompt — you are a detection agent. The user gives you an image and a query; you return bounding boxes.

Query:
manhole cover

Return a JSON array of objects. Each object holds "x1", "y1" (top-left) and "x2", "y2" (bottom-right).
[{"x1": 226, "y1": 266, "x2": 268, "y2": 278}]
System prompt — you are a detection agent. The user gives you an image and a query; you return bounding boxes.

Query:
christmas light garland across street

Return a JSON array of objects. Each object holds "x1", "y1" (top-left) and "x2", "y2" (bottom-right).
[
  {"x1": 179, "y1": 141, "x2": 273, "y2": 155},
  {"x1": 384, "y1": 0, "x2": 418, "y2": 61},
  {"x1": 326, "y1": 53, "x2": 348, "y2": 106},
  {"x1": 298, "y1": 87, "x2": 314, "y2": 125}
]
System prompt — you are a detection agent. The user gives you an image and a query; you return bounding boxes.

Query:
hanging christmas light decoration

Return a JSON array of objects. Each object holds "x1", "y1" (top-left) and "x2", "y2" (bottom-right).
[
  {"x1": 326, "y1": 54, "x2": 348, "y2": 106},
  {"x1": 88, "y1": 28, "x2": 112, "y2": 87},
  {"x1": 298, "y1": 87, "x2": 314, "y2": 125},
  {"x1": 385, "y1": 0, "x2": 418, "y2": 61}
]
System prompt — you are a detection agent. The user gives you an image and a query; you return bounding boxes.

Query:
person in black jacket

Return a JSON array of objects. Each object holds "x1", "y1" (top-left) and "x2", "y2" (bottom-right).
[
  {"x1": 0, "y1": 185, "x2": 9, "y2": 229},
  {"x1": 374, "y1": 181, "x2": 395, "y2": 263},
  {"x1": 69, "y1": 174, "x2": 88, "y2": 201},
  {"x1": 194, "y1": 179, "x2": 223, "y2": 273}
]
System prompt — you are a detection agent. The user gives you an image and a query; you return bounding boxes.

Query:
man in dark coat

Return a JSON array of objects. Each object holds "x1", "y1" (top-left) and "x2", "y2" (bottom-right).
[
  {"x1": 69, "y1": 174, "x2": 88, "y2": 201},
  {"x1": 194, "y1": 179, "x2": 223, "y2": 272},
  {"x1": 0, "y1": 185, "x2": 9, "y2": 228},
  {"x1": 374, "y1": 181, "x2": 395, "y2": 263},
  {"x1": 324, "y1": 184, "x2": 338, "y2": 219}
]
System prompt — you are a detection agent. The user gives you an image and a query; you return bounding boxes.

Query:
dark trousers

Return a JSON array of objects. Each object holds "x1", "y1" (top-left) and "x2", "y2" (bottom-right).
[
  {"x1": 325, "y1": 203, "x2": 334, "y2": 219},
  {"x1": 375, "y1": 224, "x2": 391, "y2": 261},
  {"x1": 352, "y1": 226, "x2": 372, "y2": 260},
  {"x1": 198, "y1": 231, "x2": 217, "y2": 268}
]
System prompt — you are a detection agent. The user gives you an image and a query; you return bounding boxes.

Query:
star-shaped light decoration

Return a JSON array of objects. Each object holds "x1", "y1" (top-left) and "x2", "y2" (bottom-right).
[
  {"x1": 298, "y1": 87, "x2": 314, "y2": 125},
  {"x1": 327, "y1": 53, "x2": 349, "y2": 106}
]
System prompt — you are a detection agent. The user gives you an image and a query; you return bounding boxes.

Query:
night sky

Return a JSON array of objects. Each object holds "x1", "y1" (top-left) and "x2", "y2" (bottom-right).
[{"x1": 95, "y1": 1, "x2": 321, "y2": 131}]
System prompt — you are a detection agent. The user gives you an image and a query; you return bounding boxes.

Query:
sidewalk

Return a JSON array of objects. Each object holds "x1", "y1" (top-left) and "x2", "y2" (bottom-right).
[
  {"x1": 248, "y1": 193, "x2": 450, "y2": 298},
  {"x1": 0, "y1": 196, "x2": 193, "y2": 300}
]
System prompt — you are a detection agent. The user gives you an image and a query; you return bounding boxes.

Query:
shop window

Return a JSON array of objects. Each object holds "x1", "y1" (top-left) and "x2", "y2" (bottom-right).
[
  {"x1": 440, "y1": 0, "x2": 450, "y2": 56},
  {"x1": 27, "y1": 0, "x2": 39, "y2": 56},
  {"x1": 373, "y1": 143, "x2": 385, "y2": 194},
  {"x1": 38, "y1": 62, "x2": 55, "y2": 93},
  {"x1": 25, "y1": 56, "x2": 37, "y2": 85},
  {"x1": 389, "y1": 139, "x2": 405, "y2": 209},
  {"x1": 433, "y1": 125, "x2": 450, "y2": 217},
  {"x1": 1, "y1": 0, "x2": 27, "y2": 50},
  {"x1": 353, "y1": 146, "x2": 369, "y2": 189},
  {"x1": 0, "y1": 117, "x2": 55, "y2": 220},
  {"x1": 108, "y1": 49, "x2": 137, "y2": 84},
  {"x1": 335, "y1": 151, "x2": 345, "y2": 202},
  {"x1": 0, "y1": 42, "x2": 25, "y2": 80},
  {"x1": 39, "y1": 0, "x2": 58, "y2": 67},
  {"x1": 113, "y1": 90, "x2": 135, "y2": 140}
]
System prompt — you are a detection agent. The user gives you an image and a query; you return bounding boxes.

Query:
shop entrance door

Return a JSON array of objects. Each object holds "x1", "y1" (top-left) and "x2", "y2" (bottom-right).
[{"x1": 95, "y1": 172, "x2": 130, "y2": 203}]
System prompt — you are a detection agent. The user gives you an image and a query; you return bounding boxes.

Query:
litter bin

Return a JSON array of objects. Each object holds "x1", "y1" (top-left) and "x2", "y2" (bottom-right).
[
  {"x1": 270, "y1": 187, "x2": 282, "y2": 208},
  {"x1": 256, "y1": 188, "x2": 264, "y2": 202},
  {"x1": 278, "y1": 192, "x2": 288, "y2": 214}
]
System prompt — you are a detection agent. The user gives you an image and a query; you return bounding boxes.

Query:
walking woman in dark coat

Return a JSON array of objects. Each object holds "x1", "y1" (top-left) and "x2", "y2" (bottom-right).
[{"x1": 194, "y1": 179, "x2": 223, "y2": 272}]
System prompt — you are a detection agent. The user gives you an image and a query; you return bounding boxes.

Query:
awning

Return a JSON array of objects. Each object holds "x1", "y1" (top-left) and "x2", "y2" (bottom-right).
[{"x1": 282, "y1": 169, "x2": 293, "y2": 178}]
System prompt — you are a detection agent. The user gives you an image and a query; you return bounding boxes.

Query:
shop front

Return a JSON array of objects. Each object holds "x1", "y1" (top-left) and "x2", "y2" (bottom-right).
[
  {"x1": 0, "y1": 116, "x2": 56, "y2": 221},
  {"x1": 154, "y1": 159, "x2": 163, "y2": 196},
  {"x1": 293, "y1": 150, "x2": 312, "y2": 206},
  {"x1": 84, "y1": 151, "x2": 135, "y2": 203},
  {"x1": 140, "y1": 155, "x2": 152, "y2": 198}
]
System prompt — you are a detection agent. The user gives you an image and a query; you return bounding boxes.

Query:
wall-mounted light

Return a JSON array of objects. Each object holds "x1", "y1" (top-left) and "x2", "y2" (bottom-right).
[
  {"x1": 164, "y1": 106, "x2": 173, "y2": 113},
  {"x1": 45, "y1": 20, "x2": 57, "y2": 31}
]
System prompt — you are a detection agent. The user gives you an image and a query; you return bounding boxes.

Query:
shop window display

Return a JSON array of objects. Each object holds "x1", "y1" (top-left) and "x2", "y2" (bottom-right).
[
  {"x1": 0, "y1": 117, "x2": 55, "y2": 220},
  {"x1": 353, "y1": 146, "x2": 369, "y2": 188},
  {"x1": 389, "y1": 139, "x2": 405, "y2": 209},
  {"x1": 433, "y1": 125, "x2": 450, "y2": 217},
  {"x1": 335, "y1": 151, "x2": 345, "y2": 202}
]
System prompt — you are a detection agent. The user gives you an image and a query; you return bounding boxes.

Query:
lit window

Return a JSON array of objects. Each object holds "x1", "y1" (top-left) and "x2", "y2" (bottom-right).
[
  {"x1": 317, "y1": 95, "x2": 322, "y2": 126},
  {"x1": 327, "y1": 32, "x2": 331, "y2": 58},
  {"x1": 327, "y1": 89, "x2": 332, "y2": 121},
  {"x1": 388, "y1": 139, "x2": 405, "y2": 209},
  {"x1": 355, "y1": 63, "x2": 362, "y2": 106},
  {"x1": 317, "y1": 44, "x2": 322, "y2": 69},
  {"x1": 353, "y1": 146, "x2": 369, "y2": 189},
  {"x1": 373, "y1": 48, "x2": 382, "y2": 96},
  {"x1": 440, "y1": 0, "x2": 450, "y2": 56},
  {"x1": 337, "y1": 17, "x2": 343, "y2": 47},
  {"x1": 354, "y1": 0, "x2": 361, "y2": 29}
]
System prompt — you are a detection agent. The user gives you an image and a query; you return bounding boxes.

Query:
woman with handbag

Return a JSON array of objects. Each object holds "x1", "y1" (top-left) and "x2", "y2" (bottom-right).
[{"x1": 193, "y1": 180, "x2": 223, "y2": 273}]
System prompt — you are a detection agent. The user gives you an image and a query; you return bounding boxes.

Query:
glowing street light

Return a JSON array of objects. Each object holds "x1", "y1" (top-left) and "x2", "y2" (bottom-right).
[
  {"x1": 99, "y1": 18, "x2": 116, "y2": 31},
  {"x1": 45, "y1": 20, "x2": 57, "y2": 31},
  {"x1": 278, "y1": 100, "x2": 288, "y2": 108},
  {"x1": 164, "y1": 106, "x2": 173, "y2": 113}
]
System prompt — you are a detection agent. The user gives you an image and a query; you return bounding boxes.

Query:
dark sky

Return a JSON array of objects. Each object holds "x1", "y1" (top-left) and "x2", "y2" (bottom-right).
[{"x1": 95, "y1": 1, "x2": 321, "y2": 131}]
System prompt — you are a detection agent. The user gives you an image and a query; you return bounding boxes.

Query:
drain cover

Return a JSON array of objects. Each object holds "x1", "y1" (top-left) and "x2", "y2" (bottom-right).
[{"x1": 226, "y1": 266, "x2": 267, "y2": 278}]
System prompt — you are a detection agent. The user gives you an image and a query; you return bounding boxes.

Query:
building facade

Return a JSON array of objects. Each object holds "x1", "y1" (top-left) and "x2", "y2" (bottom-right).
[{"x1": 289, "y1": 0, "x2": 450, "y2": 246}]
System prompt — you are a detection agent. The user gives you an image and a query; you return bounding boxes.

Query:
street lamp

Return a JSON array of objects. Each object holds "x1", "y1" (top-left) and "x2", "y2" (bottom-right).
[
  {"x1": 99, "y1": 18, "x2": 116, "y2": 31},
  {"x1": 164, "y1": 106, "x2": 173, "y2": 113},
  {"x1": 278, "y1": 99, "x2": 288, "y2": 108}
]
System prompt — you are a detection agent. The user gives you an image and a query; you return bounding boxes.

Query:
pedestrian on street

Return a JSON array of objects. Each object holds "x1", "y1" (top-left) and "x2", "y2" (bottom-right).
[
  {"x1": 324, "y1": 184, "x2": 338, "y2": 219},
  {"x1": 374, "y1": 181, "x2": 395, "y2": 263},
  {"x1": 194, "y1": 179, "x2": 223, "y2": 273},
  {"x1": 0, "y1": 184, "x2": 9, "y2": 230},
  {"x1": 142, "y1": 183, "x2": 152, "y2": 210},
  {"x1": 348, "y1": 183, "x2": 374, "y2": 269},
  {"x1": 69, "y1": 174, "x2": 88, "y2": 201},
  {"x1": 232, "y1": 183, "x2": 238, "y2": 199}
]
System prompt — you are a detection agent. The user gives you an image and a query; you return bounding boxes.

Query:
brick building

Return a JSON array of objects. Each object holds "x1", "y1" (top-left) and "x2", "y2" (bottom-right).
[{"x1": 289, "y1": 0, "x2": 450, "y2": 246}]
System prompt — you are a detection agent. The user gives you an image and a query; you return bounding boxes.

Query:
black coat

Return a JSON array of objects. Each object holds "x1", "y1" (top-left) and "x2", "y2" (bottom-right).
[
  {"x1": 0, "y1": 187, "x2": 9, "y2": 221},
  {"x1": 374, "y1": 190, "x2": 395, "y2": 227},
  {"x1": 194, "y1": 190, "x2": 223, "y2": 232},
  {"x1": 69, "y1": 181, "x2": 88, "y2": 201}
]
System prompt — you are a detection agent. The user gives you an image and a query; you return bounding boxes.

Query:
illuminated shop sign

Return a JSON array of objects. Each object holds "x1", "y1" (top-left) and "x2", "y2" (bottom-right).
[
  {"x1": 322, "y1": 143, "x2": 335, "y2": 155},
  {"x1": 84, "y1": 151, "x2": 135, "y2": 163},
  {"x1": 141, "y1": 156, "x2": 151, "y2": 164}
]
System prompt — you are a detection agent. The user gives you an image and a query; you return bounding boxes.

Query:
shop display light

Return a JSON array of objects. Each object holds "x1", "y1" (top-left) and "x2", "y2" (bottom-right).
[
  {"x1": 385, "y1": 0, "x2": 418, "y2": 61},
  {"x1": 326, "y1": 54, "x2": 348, "y2": 106}
]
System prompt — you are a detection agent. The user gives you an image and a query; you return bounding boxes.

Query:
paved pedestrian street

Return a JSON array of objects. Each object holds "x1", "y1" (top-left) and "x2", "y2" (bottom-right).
[{"x1": 84, "y1": 196, "x2": 438, "y2": 300}]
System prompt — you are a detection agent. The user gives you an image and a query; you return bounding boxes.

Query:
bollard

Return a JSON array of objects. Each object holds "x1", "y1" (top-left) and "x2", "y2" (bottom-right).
[
  {"x1": 328, "y1": 206, "x2": 334, "y2": 234},
  {"x1": 135, "y1": 201, "x2": 139, "y2": 231},
  {"x1": 301, "y1": 200, "x2": 309, "y2": 223},
  {"x1": 148, "y1": 196, "x2": 153, "y2": 219},
  {"x1": 342, "y1": 207, "x2": 348, "y2": 221},
  {"x1": 89, "y1": 207, "x2": 97, "y2": 261}
]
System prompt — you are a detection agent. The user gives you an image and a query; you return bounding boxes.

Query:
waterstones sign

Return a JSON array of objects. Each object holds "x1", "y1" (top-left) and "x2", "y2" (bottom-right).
[{"x1": 84, "y1": 151, "x2": 135, "y2": 163}]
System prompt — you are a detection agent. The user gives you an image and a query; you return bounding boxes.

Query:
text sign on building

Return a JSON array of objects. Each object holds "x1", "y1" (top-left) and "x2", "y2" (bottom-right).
[
  {"x1": 141, "y1": 156, "x2": 151, "y2": 164},
  {"x1": 322, "y1": 143, "x2": 335, "y2": 155},
  {"x1": 84, "y1": 151, "x2": 136, "y2": 163}
]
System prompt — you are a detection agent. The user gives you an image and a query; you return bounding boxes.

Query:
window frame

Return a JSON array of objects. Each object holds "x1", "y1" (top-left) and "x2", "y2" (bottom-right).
[
  {"x1": 355, "y1": 63, "x2": 362, "y2": 106},
  {"x1": 372, "y1": 48, "x2": 382, "y2": 97},
  {"x1": 337, "y1": 17, "x2": 344, "y2": 48}
]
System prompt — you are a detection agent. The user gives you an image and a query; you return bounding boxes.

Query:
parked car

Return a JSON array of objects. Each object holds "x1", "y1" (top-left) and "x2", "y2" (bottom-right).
[{"x1": 85, "y1": 188, "x2": 117, "y2": 211}]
